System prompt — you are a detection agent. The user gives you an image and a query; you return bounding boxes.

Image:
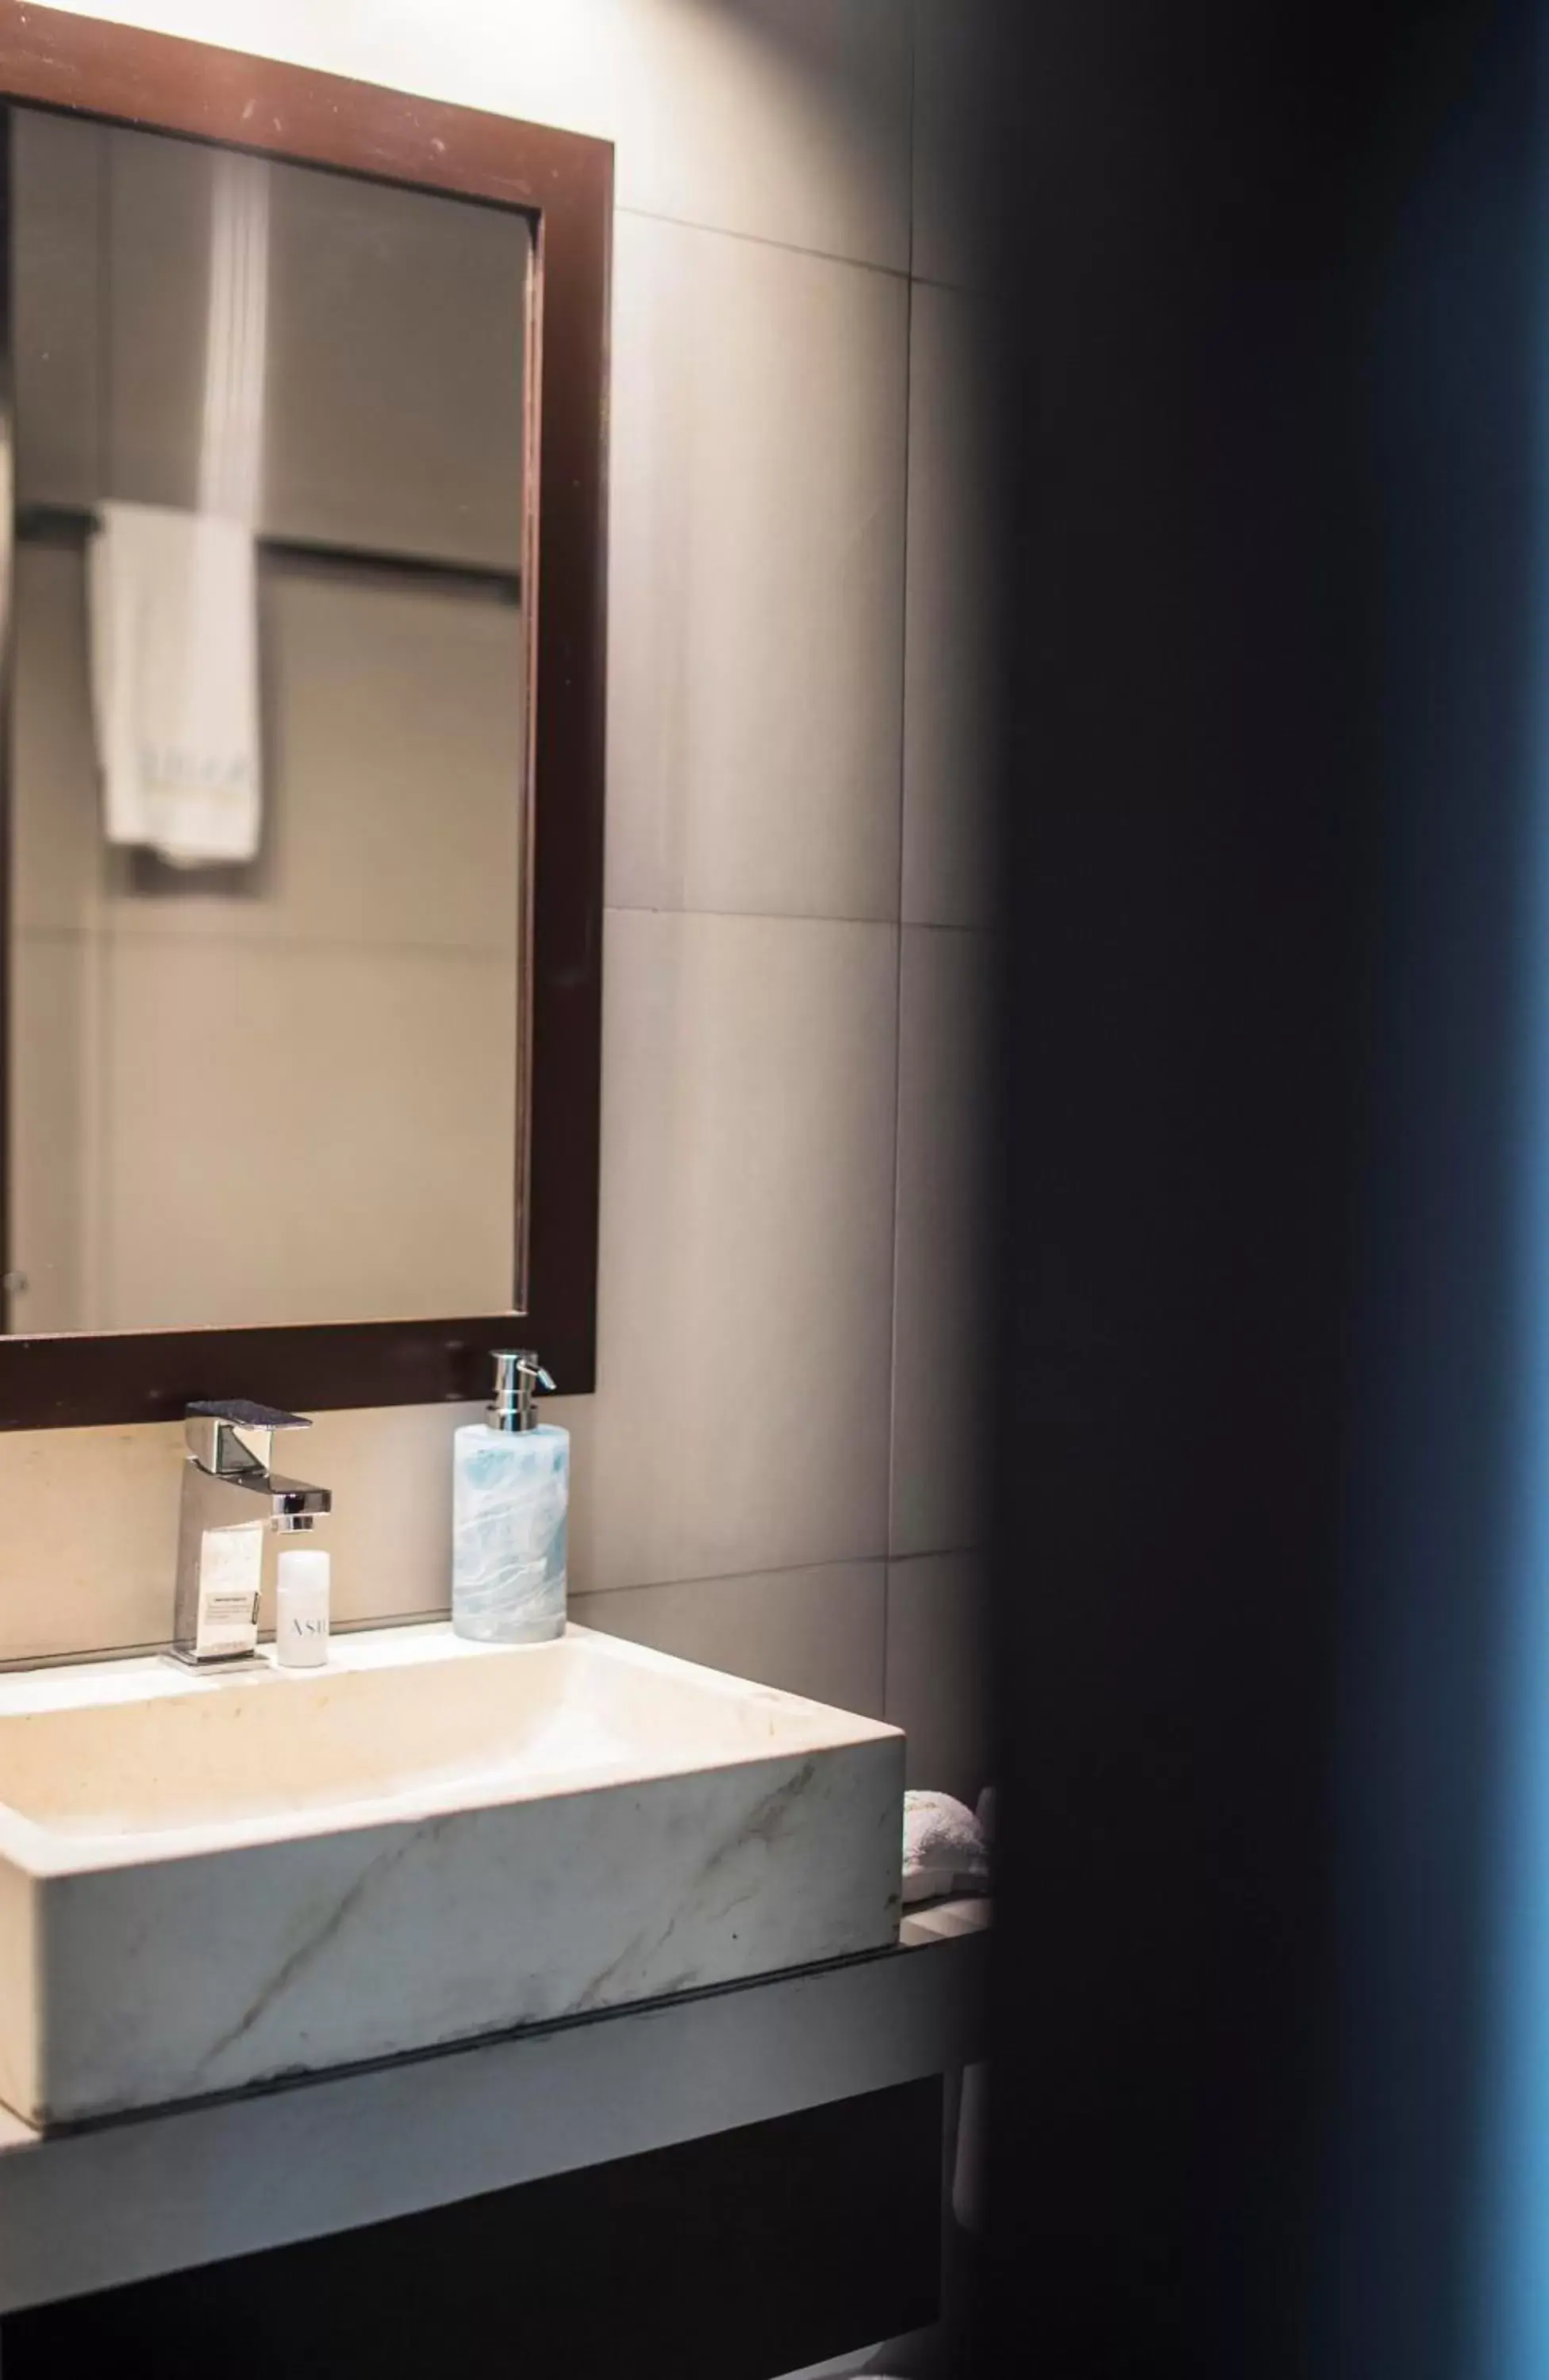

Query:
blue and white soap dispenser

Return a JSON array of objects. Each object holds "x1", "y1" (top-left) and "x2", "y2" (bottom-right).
[{"x1": 452, "y1": 1349, "x2": 568, "y2": 1643}]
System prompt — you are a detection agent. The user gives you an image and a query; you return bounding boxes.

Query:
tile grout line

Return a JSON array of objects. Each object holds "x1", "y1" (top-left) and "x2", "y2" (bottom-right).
[
  {"x1": 0, "y1": 1549, "x2": 992, "y2": 1673},
  {"x1": 881, "y1": 13, "x2": 922, "y2": 1710},
  {"x1": 24, "y1": 913, "x2": 990, "y2": 940},
  {"x1": 603, "y1": 903, "x2": 905, "y2": 933},
  {"x1": 908, "y1": 269, "x2": 1002, "y2": 299},
  {"x1": 13, "y1": 925, "x2": 517, "y2": 961},
  {"x1": 575, "y1": 1545, "x2": 984, "y2": 1603},
  {"x1": 613, "y1": 200, "x2": 910, "y2": 282}
]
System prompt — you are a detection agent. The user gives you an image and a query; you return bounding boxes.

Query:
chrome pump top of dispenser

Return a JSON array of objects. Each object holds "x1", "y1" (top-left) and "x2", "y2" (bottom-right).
[{"x1": 487, "y1": 1349, "x2": 555, "y2": 1434}]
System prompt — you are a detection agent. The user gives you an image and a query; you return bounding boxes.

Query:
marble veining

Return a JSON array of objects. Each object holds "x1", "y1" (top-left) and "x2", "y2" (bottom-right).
[
  {"x1": 196, "y1": 1815, "x2": 457, "y2": 2075},
  {"x1": 0, "y1": 1623, "x2": 904, "y2": 2127}
]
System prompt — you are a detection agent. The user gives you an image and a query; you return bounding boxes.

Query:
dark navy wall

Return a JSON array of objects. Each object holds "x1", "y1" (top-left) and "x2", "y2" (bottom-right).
[{"x1": 981, "y1": 5, "x2": 1545, "y2": 2374}]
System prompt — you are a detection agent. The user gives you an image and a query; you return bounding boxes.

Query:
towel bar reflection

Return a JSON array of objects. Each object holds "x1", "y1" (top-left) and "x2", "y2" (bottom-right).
[{"x1": 13, "y1": 501, "x2": 522, "y2": 604}]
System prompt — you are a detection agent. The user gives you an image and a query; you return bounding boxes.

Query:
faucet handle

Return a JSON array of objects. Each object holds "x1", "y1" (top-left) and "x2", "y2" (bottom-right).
[{"x1": 186, "y1": 1399, "x2": 312, "y2": 1478}]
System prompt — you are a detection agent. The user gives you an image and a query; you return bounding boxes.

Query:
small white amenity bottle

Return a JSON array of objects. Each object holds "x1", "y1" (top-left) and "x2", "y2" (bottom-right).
[
  {"x1": 276, "y1": 1545, "x2": 330, "y2": 1669},
  {"x1": 452, "y1": 1349, "x2": 568, "y2": 1644}
]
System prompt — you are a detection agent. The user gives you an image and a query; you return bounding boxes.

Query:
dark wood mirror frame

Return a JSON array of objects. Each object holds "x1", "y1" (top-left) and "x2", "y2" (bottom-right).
[{"x1": 0, "y1": 0, "x2": 609, "y2": 1429}]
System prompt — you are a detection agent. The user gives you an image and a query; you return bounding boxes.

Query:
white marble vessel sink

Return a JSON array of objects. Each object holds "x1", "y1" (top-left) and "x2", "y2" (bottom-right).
[{"x1": 0, "y1": 1623, "x2": 904, "y2": 2128}]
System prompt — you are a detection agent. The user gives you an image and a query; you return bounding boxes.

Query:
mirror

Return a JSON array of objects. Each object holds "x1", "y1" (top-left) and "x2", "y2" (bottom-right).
[{"x1": 6, "y1": 105, "x2": 536, "y2": 1335}]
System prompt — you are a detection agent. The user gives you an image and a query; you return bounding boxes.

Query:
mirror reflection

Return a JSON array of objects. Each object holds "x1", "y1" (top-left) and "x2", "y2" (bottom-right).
[{"x1": 6, "y1": 106, "x2": 535, "y2": 1334}]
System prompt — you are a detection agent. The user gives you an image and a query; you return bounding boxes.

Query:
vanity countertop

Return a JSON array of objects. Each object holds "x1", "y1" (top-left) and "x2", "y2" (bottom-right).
[{"x1": 0, "y1": 1902, "x2": 988, "y2": 2315}]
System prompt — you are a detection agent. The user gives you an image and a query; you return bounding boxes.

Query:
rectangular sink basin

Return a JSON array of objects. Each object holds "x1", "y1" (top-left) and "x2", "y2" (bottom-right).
[{"x1": 0, "y1": 1622, "x2": 904, "y2": 2128}]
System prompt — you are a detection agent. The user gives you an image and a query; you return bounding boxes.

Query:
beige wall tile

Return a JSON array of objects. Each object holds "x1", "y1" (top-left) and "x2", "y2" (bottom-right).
[
  {"x1": 0, "y1": 1420, "x2": 186, "y2": 1664},
  {"x1": 98, "y1": 939, "x2": 518, "y2": 1330},
  {"x1": 580, "y1": 908, "x2": 897, "y2": 1592},
  {"x1": 249, "y1": 565, "x2": 522, "y2": 953},
  {"x1": 901, "y1": 281, "x2": 1005, "y2": 931},
  {"x1": 885, "y1": 1552, "x2": 990, "y2": 1804},
  {"x1": 44, "y1": 0, "x2": 912, "y2": 270},
  {"x1": 573, "y1": 1560, "x2": 886, "y2": 1718},
  {"x1": 890, "y1": 926, "x2": 992, "y2": 1557},
  {"x1": 616, "y1": 0, "x2": 911, "y2": 269},
  {"x1": 606, "y1": 212, "x2": 906, "y2": 922},
  {"x1": 9, "y1": 933, "x2": 92, "y2": 1335},
  {"x1": 102, "y1": 123, "x2": 209, "y2": 512},
  {"x1": 12, "y1": 107, "x2": 104, "y2": 512},
  {"x1": 260, "y1": 161, "x2": 528, "y2": 568},
  {"x1": 12, "y1": 546, "x2": 105, "y2": 939}
]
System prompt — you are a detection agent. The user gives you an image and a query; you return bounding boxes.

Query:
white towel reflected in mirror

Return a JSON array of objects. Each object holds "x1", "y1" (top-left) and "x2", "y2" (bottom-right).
[{"x1": 87, "y1": 148, "x2": 270, "y2": 867}]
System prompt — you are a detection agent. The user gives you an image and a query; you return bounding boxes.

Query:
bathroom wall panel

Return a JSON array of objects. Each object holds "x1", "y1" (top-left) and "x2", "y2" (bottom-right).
[
  {"x1": 901, "y1": 279, "x2": 1005, "y2": 932},
  {"x1": 10, "y1": 544, "x2": 102, "y2": 937},
  {"x1": 0, "y1": 1422, "x2": 183, "y2": 1662},
  {"x1": 884, "y1": 1552, "x2": 990, "y2": 1804},
  {"x1": 579, "y1": 908, "x2": 897, "y2": 1595},
  {"x1": 613, "y1": 0, "x2": 912, "y2": 268},
  {"x1": 605, "y1": 210, "x2": 907, "y2": 922},
  {"x1": 11, "y1": 106, "x2": 103, "y2": 512},
  {"x1": 98, "y1": 937, "x2": 517, "y2": 1330},
  {"x1": 890, "y1": 924, "x2": 992, "y2": 1559},
  {"x1": 9, "y1": 931, "x2": 91, "y2": 1336},
  {"x1": 259, "y1": 161, "x2": 527, "y2": 570},
  {"x1": 100, "y1": 123, "x2": 209, "y2": 512},
  {"x1": 571, "y1": 1560, "x2": 888, "y2": 1718}
]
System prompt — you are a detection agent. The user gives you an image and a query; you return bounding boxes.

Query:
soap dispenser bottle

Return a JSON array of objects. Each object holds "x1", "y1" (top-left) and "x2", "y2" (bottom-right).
[{"x1": 452, "y1": 1350, "x2": 568, "y2": 1644}]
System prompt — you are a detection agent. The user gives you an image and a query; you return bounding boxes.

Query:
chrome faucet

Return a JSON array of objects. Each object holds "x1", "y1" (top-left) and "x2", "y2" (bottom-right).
[{"x1": 168, "y1": 1401, "x2": 332, "y2": 1669}]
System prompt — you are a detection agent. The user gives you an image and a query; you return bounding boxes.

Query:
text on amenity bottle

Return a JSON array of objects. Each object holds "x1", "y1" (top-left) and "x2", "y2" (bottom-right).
[{"x1": 452, "y1": 1349, "x2": 567, "y2": 1643}]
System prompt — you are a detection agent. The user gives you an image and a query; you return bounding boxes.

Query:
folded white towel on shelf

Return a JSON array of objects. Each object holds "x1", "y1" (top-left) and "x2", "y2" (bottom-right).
[
  {"x1": 901, "y1": 1789, "x2": 989, "y2": 1906},
  {"x1": 87, "y1": 499, "x2": 262, "y2": 867}
]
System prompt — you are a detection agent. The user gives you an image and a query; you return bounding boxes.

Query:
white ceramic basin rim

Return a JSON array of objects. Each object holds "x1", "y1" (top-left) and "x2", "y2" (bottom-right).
[{"x1": 0, "y1": 1623, "x2": 892, "y2": 1867}]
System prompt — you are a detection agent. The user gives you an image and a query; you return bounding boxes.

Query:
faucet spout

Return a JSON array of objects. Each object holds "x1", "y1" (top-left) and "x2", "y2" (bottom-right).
[{"x1": 267, "y1": 1475, "x2": 332, "y2": 1531}]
